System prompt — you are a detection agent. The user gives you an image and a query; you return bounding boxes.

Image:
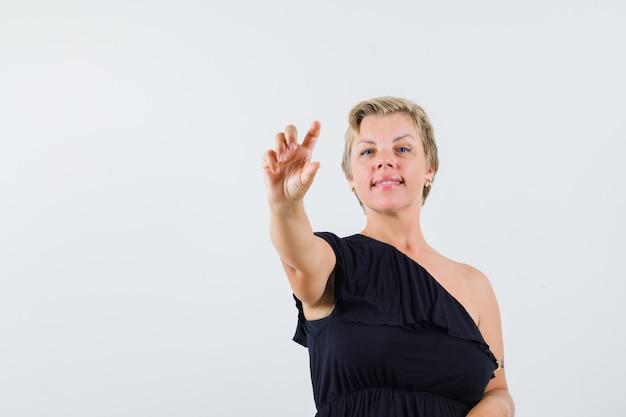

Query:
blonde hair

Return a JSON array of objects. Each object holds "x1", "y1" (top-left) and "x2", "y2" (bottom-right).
[{"x1": 341, "y1": 96, "x2": 439, "y2": 204}]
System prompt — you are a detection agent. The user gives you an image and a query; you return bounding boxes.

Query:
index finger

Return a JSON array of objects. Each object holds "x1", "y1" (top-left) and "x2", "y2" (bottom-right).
[{"x1": 301, "y1": 120, "x2": 322, "y2": 150}]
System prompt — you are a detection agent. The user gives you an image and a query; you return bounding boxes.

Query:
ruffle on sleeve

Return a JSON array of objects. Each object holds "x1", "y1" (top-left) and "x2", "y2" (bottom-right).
[
  {"x1": 291, "y1": 232, "x2": 346, "y2": 348},
  {"x1": 335, "y1": 234, "x2": 497, "y2": 369},
  {"x1": 292, "y1": 295, "x2": 308, "y2": 347},
  {"x1": 292, "y1": 232, "x2": 496, "y2": 372}
]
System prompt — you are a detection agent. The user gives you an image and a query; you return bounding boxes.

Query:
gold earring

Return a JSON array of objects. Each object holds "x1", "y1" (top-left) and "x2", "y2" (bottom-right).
[
  {"x1": 425, "y1": 179, "x2": 432, "y2": 188},
  {"x1": 351, "y1": 187, "x2": 356, "y2": 193}
]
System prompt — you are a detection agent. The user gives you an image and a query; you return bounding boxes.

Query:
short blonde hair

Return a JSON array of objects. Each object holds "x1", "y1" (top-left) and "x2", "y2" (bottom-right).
[{"x1": 341, "y1": 96, "x2": 439, "y2": 204}]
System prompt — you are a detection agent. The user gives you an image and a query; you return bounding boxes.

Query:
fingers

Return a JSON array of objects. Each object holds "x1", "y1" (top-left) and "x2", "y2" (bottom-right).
[
  {"x1": 284, "y1": 124, "x2": 299, "y2": 151},
  {"x1": 275, "y1": 121, "x2": 321, "y2": 155},
  {"x1": 272, "y1": 124, "x2": 297, "y2": 163},
  {"x1": 301, "y1": 120, "x2": 321, "y2": 150},
  {"x1": 261, "y1": 149, "x2": 279, "y2": 174},
  {"x1": 263, "y1": 121, "x2": 322, "y2": 174}
]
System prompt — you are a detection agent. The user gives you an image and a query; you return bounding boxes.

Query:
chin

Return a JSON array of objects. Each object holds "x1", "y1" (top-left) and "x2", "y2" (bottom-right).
[{"x1": 367, "y1": 203, "x2": 404, "y2": 214}]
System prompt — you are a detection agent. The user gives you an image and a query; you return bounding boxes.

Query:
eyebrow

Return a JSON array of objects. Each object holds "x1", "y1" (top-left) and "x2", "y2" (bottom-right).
[{"x1": 355, "y1": 134, "x2": 416, "y2": 146}]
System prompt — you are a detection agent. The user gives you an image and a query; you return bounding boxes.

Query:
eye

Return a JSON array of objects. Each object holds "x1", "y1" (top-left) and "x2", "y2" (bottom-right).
[
  {"x1": 359, "y1": 149, "x2": 374, "y2": 156},
  {"x1": 396, "y1": 146, "x2": 411, "y2": 153}
]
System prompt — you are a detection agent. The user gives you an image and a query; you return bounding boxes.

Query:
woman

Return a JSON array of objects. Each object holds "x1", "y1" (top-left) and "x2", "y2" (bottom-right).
[{"x1": 262, "y1": 96, "x2": 514, "y2": 416}]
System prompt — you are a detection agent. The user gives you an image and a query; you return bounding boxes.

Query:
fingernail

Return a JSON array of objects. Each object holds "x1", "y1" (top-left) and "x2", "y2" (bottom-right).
[
  {"x1": 279, "y1": 153, "x2": 286, "y2": 161},
  {"x1": 289, "y1": 142, "x2": 297, "y2": 150}
]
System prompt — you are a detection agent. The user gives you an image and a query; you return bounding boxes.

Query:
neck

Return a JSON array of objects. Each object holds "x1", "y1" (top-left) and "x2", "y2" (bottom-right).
[{"x1": 361, "y1": 208, "x2": 431, "y2": 254}]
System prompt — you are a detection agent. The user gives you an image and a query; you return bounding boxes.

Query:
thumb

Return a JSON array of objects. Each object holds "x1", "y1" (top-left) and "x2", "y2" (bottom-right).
[{"x1": 300, "y1": 161, "x2": 321, "y2": 190}]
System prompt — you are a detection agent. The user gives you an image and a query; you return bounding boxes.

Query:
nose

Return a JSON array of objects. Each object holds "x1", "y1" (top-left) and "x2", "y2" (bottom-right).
[{"x1": 376, "y1": 153, "x2": 396, "y2": 169}]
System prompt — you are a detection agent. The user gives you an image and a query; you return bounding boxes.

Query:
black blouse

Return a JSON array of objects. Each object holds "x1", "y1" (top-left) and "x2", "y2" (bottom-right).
[{"x1": 293, "y1": 233, "x2": 497, "y2": 417}]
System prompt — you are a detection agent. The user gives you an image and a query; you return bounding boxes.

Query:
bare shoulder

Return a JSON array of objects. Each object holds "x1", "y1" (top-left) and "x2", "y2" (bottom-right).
[
  {"x1": 455, "y1": 260, "x2": 494, "y2": 295},
  {"x1": 425, "y1": 253, "x2": 497, "y2": 326},
  {"x1": 437, "y1": 255, "x2": 511, "y2": 395},
  {"x1": 451, "y1": 260, "x2": 499, "y2": 309},
  {"x1": 426, "y1": 252, "x2": 491, "y2": 293},
  {"x1": 446, "y1": 259, "x2": 504, "y2": 335}
]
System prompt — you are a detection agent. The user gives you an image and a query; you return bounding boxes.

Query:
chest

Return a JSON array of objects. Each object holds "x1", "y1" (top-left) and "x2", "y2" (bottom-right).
[{"x1": 307, "y1": 317, "x2": 495, "y2": 406}]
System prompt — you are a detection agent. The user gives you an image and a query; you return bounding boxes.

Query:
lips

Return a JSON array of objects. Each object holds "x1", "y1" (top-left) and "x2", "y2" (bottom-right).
[{"x1": 372, "y1": 177, "x2": 403, "y2": 188}]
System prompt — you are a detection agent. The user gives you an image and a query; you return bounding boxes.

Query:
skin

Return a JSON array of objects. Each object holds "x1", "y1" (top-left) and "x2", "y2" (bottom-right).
[{"x1": 262, "y1": 113, "x2": 514, "y2": 417}]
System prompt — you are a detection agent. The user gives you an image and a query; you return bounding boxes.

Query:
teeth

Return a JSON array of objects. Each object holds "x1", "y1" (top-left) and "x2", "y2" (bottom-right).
[{"x1": 376, "y1": 181, "x2": 400, "y2": 186}]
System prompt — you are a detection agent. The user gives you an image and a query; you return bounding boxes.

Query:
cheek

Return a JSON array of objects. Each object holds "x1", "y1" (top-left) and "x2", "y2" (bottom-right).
[{"x1": 350, "y1": 164, "x2": 370, "y2": 185}]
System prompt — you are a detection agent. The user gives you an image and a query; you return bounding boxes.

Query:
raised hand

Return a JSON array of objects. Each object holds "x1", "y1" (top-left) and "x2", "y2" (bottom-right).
[{"x1": 262, "y1": 121, "x2": 322, "y2": 205}]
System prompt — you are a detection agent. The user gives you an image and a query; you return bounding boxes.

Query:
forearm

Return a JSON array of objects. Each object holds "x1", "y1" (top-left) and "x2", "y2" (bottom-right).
[
  {"x1": 269, "y1": 200, "x2": 319, "y2": 273},
  {"x1": 466, "y1": 389, "x2": 514, "y2": 417}
]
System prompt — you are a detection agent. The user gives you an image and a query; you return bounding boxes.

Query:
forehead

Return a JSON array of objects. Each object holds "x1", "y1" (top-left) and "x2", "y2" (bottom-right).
[{"x1": 355, "y1": 113, "x2": 420, "y2": 144}]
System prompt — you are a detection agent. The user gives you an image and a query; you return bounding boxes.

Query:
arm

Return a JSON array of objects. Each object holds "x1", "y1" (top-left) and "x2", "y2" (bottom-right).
[
  {"x1": 262, "y1": 121, "x2": 336, "y2": 310},
  {"x1": 466, "y1": 274, "x2": 515, "y2": 417}
]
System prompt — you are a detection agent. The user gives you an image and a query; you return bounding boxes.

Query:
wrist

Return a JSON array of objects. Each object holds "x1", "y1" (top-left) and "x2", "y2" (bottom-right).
[{"x1": 268, "y1": 199, "x2": 306, "y2": 216}]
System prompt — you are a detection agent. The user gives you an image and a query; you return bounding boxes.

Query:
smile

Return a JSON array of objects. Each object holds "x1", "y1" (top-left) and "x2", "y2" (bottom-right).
[{"x1": 372, "y1": 178, "x2": 403, "y2": 188}]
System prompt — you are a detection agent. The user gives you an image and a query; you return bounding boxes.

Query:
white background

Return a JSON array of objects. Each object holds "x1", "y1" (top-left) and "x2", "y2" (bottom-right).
[{"x1": 1, "y1": 1, "x2": 625, "y2": 416}]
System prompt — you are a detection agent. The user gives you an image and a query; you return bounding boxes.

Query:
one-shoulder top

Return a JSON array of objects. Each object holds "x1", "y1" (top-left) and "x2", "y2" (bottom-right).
[{"x1": 293, "y1": 232, "x2": 497, "y2": 417}]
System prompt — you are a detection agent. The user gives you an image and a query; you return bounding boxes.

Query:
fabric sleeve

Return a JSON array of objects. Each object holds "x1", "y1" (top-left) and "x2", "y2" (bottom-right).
[{"x1": 292, "y1": 231, "x2": 346, "y2": 347}]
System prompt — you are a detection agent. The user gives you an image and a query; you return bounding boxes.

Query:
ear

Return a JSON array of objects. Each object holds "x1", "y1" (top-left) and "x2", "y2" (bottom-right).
[{"x1": 425, "y1": 165, "x2": 434, "y2": 181}]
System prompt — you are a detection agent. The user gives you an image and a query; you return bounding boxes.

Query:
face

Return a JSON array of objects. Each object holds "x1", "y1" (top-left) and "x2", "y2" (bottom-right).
[{"x1": 349, "y1": 113, "x2": 433, "y2": 214}]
